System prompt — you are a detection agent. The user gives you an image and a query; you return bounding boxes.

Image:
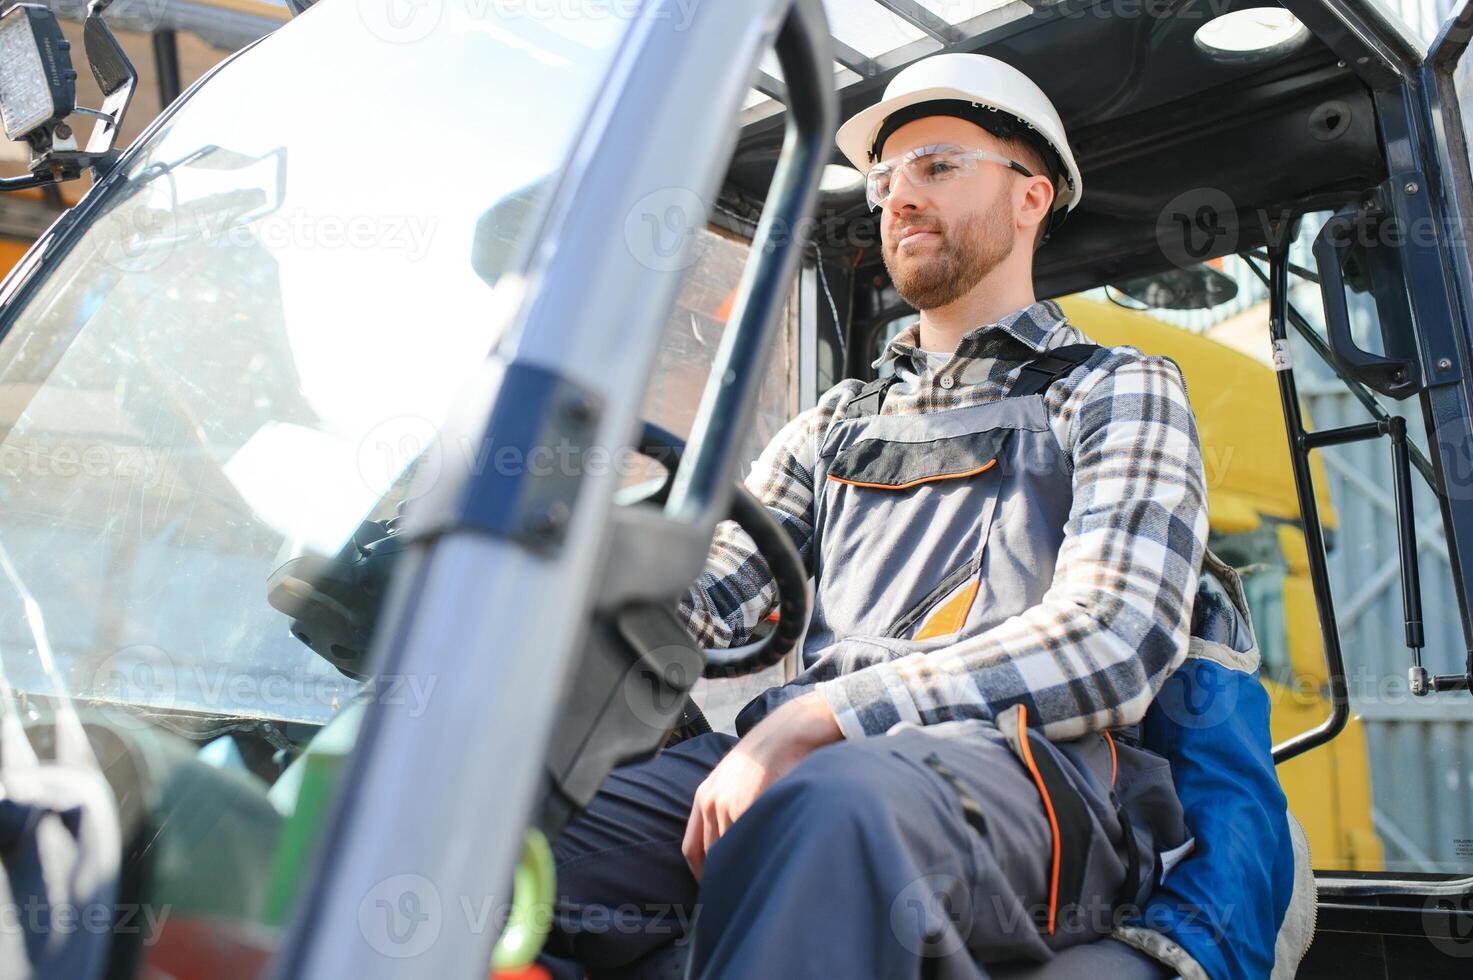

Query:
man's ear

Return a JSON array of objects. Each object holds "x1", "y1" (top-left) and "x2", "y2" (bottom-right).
[{"x1": 1021, "y1": 176, "x2": 1054, "y2": 250}]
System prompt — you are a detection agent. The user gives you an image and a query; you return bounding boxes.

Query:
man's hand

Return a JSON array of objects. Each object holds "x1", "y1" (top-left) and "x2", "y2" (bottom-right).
[{"x1": 682, "y1": 693, "x2": 841, "y2": 880}]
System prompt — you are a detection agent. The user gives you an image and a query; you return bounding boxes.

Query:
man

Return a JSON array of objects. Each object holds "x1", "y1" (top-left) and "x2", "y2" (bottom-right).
[{"x1": 543, "y1": 53, "x2": 1207, "y2": 978}]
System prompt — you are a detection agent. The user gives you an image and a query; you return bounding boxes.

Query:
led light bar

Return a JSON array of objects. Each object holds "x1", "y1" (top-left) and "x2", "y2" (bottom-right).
[{"x1": 0, "y1": 4, "x2": 75, "y2": 142}]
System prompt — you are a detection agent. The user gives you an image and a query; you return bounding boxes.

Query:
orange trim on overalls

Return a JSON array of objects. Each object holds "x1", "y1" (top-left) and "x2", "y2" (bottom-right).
[
  {"x1": 826, "y1": 457, "x2": 996, "y2": 492},
  {"x1": 913, "y1": 578, "x2": 980, "y2": 640},
  {"x1": 1015, "y1": 705, "x2": 1062, "y2": 936},
  {"x1": 1103, "y1": 730, "x2": 1118, "y2": 787}
]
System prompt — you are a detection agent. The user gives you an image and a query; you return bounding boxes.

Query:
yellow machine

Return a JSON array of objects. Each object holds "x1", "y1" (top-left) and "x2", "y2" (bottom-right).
[
  {"x1": 1059, "y1": 295, "x2": 1383, "y2": 871},
  {"x1": 0, "y1": 239, "x2": 26, "y2": 279}
]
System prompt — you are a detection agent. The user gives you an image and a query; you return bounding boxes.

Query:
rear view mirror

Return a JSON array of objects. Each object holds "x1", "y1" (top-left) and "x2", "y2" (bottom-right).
[
  {"x1": 0, "y1": 4, "x2": 76, "y2": 145},
  {"x1": 1107, "y1": 263, "x2": 1239, "y2": 311},
  {"x1": 80, "y1": 3, "x2": 135, "y2": 156}
]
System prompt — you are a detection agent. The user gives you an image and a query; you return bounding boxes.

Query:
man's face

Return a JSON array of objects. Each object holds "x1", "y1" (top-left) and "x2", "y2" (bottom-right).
[{"x1": 876, "y1": 116, "x2": 1022, "y2": 312}]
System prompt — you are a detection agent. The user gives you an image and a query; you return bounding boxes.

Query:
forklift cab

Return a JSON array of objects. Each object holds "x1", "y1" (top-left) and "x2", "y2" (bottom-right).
[{"x1": 0, "y1": 0, "x2": 1471, "y2": 976}]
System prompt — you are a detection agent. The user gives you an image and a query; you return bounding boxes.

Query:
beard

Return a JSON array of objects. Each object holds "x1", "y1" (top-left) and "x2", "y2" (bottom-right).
[{"x1": 882, "y1": 193, "x2": 1015, "y2": 311}]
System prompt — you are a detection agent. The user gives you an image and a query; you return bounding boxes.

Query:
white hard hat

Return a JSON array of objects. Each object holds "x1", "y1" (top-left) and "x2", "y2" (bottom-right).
[{"x1": 835, "y1": 53, "x2": 1082, "y2": 214}]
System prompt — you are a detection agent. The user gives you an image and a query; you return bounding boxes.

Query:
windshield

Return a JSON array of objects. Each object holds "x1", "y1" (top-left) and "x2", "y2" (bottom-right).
[{"x1": 0, "y1": 1, "x2": 632, "y2": 725}]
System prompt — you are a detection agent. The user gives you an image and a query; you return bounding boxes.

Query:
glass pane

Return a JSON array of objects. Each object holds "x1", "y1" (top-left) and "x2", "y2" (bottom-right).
[
  {"x1": 0, "y1": 0, "x2": 632, "y2": 723},
  {"x1": 854, "y1": 173, "x2": 1473, "y2": 875},
  {"x1": 1050, "y1": 271, "x2": 1412, "y2": 875},
  {"x1": 643, "y1": 232, "x2": 800, "y2": 733},
  {"x1": 640, "y1": 227, "x2": 797, "y2": 469},
  {"x1": 865, "y1": 249, "x2": 1473, "y2": 873},
  {"x1": 1100, "y1": 216, "x2": 1472, "y2": 874},
  {"x1": 1274, "y1": 214, "x2": 1469, "y2": 874},
  {"x1": 1458, "y1": 23, "x2": 1473, "y2": 174},
  {"x1": 915, "y1": 0, "x2": 1022, "y2": 26},
  {"x1": 1365, "y1": 0, "x2": 1456, "y2": 50},
  {"x1": 822, "y1": 0, "x2": 931, "y2": 57},
  {"x1": 1300, "y1": 365, "x2": 1466, "y2": 874}
]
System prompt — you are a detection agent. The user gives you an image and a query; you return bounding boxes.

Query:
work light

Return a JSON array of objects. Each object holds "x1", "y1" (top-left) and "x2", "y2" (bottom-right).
[{"x1": 0, "y1": 4, "x2": 76, "y2": 143}]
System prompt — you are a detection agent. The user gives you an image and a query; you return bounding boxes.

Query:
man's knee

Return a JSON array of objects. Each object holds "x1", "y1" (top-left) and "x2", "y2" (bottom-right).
[
  {"x1": 772, "y1": 739, "x2": 915, "y2": 819},
  {"x1": 715, "y1": 738, "x2": 929, "y2": 870}
]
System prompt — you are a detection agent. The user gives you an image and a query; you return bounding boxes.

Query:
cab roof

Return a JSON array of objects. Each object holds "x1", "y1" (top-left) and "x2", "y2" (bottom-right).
[{"x1": 730, "y1": 0, "x2": 1403, "y2": 298}]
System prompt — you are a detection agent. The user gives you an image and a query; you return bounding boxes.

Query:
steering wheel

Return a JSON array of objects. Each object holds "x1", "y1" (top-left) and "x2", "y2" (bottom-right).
[
  {"x1": 635, "y1": 422, "x2": 808, "y2": 678},
  {"x1": 269, "y1": 422, "x2": 809, "y2": 683}
]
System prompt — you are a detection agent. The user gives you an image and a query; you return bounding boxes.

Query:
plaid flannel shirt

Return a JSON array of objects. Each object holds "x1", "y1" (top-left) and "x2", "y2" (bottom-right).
[{"x1": 677, "y1": 298, "x2": 1209, "y2": 741}]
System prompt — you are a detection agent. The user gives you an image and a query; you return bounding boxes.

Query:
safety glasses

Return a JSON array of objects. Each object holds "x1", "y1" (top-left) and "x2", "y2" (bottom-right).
[{"x1": 865, "y1": 143, "x2": 1035, "y2": 211}]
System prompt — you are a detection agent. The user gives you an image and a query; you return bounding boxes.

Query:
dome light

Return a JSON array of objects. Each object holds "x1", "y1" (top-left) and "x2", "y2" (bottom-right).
[
  {"x1": 820, "y1": 164, "x2": 864, "y2": 194},
  {"x1": 1194, "y1": 9, "x2": 1310, "y2": 63}
]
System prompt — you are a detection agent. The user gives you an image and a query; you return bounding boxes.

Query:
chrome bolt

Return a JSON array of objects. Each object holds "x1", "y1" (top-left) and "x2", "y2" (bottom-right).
[
  {"x1": 1438, "y1": 358, "x2": 1453, "y2": 371},
  {"x1": 1405, "y1": 181, "x2": 1419, "y2": 195}
]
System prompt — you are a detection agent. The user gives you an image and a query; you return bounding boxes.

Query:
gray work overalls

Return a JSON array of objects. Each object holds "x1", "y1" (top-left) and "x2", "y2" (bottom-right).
[
  {"x1": 544, "y1": 344, "x2": 1209, "y2": 979},
  {"x1": 730, "y1": 343, "x2": 1193, "y2": 958}
]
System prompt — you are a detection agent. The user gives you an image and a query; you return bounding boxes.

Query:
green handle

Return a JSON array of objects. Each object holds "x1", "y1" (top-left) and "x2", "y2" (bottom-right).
[{"x1": 492, "y1": 828, "x2": 556, "y2": 971}]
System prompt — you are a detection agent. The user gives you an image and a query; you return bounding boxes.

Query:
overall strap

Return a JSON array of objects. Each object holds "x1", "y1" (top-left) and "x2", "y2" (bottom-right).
[
  {"x1": 1007, "y1": 343, "x2": 1102, "y2": 399},
  {"x1": 841, "y1": 374, "x2": 901, "y2": 420},
  {"x1": 847, "y1": 342, "x2": 1101, "y2": 417}
]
